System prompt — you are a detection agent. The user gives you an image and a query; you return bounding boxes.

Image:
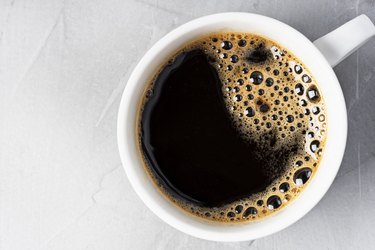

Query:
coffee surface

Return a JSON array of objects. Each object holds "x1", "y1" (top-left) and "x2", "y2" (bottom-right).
[{"x1": 138, "y1": 32, "x2": 327, "y2": 223}]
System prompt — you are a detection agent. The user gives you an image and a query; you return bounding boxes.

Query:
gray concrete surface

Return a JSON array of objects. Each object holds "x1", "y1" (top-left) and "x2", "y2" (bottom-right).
[{"x1": 0, "y1": 0, "x2": 374, "y2": 249}]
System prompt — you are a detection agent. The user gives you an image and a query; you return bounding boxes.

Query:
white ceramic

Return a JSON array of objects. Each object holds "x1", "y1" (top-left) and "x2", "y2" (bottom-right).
[{"x1": 117, "y1": 13, "x2": 375, "y2": 242}]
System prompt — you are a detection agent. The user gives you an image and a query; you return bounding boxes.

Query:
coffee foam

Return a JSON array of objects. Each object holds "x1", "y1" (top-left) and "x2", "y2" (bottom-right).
[{"x1": 138, "y1": 32, "x2": 327, "y2": 223}]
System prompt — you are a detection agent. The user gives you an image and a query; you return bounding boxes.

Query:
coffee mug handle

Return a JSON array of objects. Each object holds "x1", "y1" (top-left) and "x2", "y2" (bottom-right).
[{"x1": 313, "y1": 15, "x2": 375, "y2": 67}]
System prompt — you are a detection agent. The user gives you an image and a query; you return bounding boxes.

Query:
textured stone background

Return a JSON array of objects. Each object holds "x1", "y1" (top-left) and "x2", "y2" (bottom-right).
[{"x1": 0, "y1": 0, "x2": 374, "y2": 249}]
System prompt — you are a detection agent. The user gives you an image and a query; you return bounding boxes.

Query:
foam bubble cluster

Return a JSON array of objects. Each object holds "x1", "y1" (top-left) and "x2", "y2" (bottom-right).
[{"x1": 140, "y1": 32, "x2": 327, "y2": 223}]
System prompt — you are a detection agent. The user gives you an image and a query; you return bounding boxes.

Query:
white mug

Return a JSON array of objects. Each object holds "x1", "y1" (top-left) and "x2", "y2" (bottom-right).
[{"x1": 117, "y1": 13, "x2": 375, "y2": 242}]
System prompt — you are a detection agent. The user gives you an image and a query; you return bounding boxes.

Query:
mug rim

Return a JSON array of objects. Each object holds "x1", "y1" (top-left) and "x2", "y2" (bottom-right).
[{"x1": 117, "y1": 12, "x2": 347, "y2": 242}]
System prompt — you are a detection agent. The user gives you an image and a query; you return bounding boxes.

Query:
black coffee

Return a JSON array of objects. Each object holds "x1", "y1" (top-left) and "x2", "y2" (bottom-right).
[{"x1": 138, "y1": 32, "x2": 327, "y2": 222}]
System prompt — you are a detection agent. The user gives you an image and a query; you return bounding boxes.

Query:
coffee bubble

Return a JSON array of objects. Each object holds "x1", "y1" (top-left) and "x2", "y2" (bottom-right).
[
  {"x1": 234, "y1": 94, "x2": 242, "y2": 102},
  {"x1": 294, "y1": 65, "x2": 303, "y2": 74},
  {"x1": 306, "y1": 85, "x2": 320, "y2": 102},
  {"x1": 237, "y1": 79, "x2": 244, "y2": 85},
  {"x1": 300, "y1": 99, "x2": 308, "y2": 106},
  {"x1": 227, "y1": 211, "x2": 236, "y2": 218},
  {"x1": 250, "y1": 71, "x2": 263, "y2": 85},
  {"x1": 221, "y1": 41, "x2": 233, "y2": 50},
  {"x1": 266, "y1": 78, "x2": 274, "y2": 87},
  {"x1": 302, "y1": 74, "x2": 312, "y2": 83},
  {"x1": 312, "y1": 106, "x2": 320, "y2": 115},
  {"x1": 243, "y1": 207, "x2": 258, "y2": 218},
  {"x1": 279, "y1": 182, "x2": 290, "y2": 193},
  {"x1": 235, "y1": 205, "x2": 243, "y2": 214},
  {"x1": 286, "y1": 115, "x2": 294, "y2": 123},
  {"x1": 238, "y1": 39, "x2": 247, "y2": 47},
  {"x1": 295, "y1": 160, "x2": 303, "y2": 167},
  {"x1": 295, "y1": 83, "x2": 304, "y2": 95},
  {"x1": 230, "y1": 55, "x2": 239, "y2": 63},
  {"x1": 294, "y1": 168, "x2": 312, "y2": 186},
  {"x1": 259, "y1": 103, "x2": 270, "y2": 113},
  {"x1": 310, "y1": 140, "x2": 320, "y2": 153},
  {"x1": 267, "y1": 195, "x2": 282, "y2": 210}
]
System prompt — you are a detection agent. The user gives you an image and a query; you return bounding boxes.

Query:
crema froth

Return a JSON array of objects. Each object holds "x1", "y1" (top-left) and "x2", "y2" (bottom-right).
[{"x1": 137, "y1": 32, "x2": 327, "y2": 223}]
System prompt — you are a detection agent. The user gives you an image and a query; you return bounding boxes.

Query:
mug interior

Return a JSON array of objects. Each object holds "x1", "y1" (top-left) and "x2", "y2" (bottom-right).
[{"x1": 117, "y1": 12, "x2": 347, "y2": 242}]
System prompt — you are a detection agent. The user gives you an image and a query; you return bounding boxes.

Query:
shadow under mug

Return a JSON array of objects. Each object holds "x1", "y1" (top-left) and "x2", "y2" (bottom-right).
[{"x1": 117, "y1": 13, "x2": 375, "y2": 242}]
